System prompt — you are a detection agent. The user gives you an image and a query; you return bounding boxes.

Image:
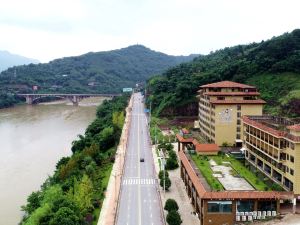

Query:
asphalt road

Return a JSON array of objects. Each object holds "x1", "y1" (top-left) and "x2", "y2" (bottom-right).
[{"x1": 116, "y1": 93, "x2": 164, "y2": 225}]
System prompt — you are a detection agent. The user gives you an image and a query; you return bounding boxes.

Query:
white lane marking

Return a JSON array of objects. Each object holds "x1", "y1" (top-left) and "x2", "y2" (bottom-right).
[{"x1": 122, "y1": 178, "x2": 157, "y2": 185}]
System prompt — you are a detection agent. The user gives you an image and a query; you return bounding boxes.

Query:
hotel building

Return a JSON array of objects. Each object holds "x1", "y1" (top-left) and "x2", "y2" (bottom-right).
[
  {"x1": 197, "y1": 81, "x2": 265, "y2": 146},
  {"x1": 243, "y1": 115, "x2": 300, "y2": 195}
]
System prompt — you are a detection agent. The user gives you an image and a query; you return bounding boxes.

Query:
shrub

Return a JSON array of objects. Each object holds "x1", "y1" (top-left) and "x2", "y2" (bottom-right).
[
  {"x1": 164, "y1": 199, "x2": 179, "y2": 212},
  {"x1": 165, "y1": 158, "x2": 178, "y2": 170},
  {"x1": 166, "y1": 210, "x2": 182, "y2": 225},
  {"x1": 158, "y1": 170, "x2": 169, "y2": 180},
  {"x1": 160, "y1": 177, "x2": 171, "y2": 190}
]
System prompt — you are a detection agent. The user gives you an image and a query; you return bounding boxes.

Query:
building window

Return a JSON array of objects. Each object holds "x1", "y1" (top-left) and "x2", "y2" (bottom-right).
[
  {"x1": 237, "y1": 112, "x2": 241, "y2": 118},
  {"x1": 236, "y1": 134, "x2": 241, "y2": 139},
  {"x1": 237, "y1": 127, "x2": 241, "y2": 132},
  {"x1": 290, "y1": 169, "x2": 294, "y2": 176},
  {"x1": 237, "y1": 105, "x2": 241, "y2": 110},
  {"x1": 290, "y1": 142, "x2": 295, "y2": 150},
  {"x1": 290, "y1": 156, "x2": 294, "y2": 163},
  {"x1": 207, "y1": 201, "x2": 232, "y2": 213},
  {"x1": 237, "y1": 201, "x2": 254, "y2": 212},
  {"x1": 237, "y1": 119, "x2": 241, "y2": 125},
  {"x1": 217, "y1": 96, "x2": 225, "y2": 100}
]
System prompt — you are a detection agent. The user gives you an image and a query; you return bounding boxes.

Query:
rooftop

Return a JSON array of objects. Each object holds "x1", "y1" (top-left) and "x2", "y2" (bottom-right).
[
  {"x1": 200, "y1": 81, "x2": 255, "y2": 89},
  {"x1": 202, "y1": 91, "x2": 260, "y2": 96},
  {"x1": 243, "y1": 115, "x2": 300, "y2": 142},
  {"x1": 179, "y1": 150, "x2": 283, "y2": 200},
  {"x1": 209, "y1": 99, "x2": 266, "y2": 105},
  {"x1": 287, "y1": 124, "x2": 300, "y2": 132}
]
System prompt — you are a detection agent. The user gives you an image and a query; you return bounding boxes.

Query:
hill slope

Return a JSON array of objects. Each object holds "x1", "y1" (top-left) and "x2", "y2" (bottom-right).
[
  {"x1": 147, "y1": 29, "x2": 300, "y2": 117},
  {"x1": 0, "y1": 50, "x2": 39, "y2": 72},
  {"x1": 0, "y1": 45, "x2": 196, "y2": 108}
]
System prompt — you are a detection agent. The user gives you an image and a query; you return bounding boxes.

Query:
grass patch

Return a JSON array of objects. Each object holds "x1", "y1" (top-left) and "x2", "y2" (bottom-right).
[
  {"x1": 192, "y1": 154, "x2": 271, "y2": 191},
  {"x1": 191, "y1": 155, "x2": 224, "y2": 191}
]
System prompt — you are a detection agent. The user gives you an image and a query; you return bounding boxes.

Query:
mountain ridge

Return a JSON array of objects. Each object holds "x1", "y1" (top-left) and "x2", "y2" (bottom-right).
[
  {"x1": 0, "y1": 50, "x2": 39, "y2": 72},
  {"x1": 0, "y1": 44, "x2": 197, "y2": 108}
]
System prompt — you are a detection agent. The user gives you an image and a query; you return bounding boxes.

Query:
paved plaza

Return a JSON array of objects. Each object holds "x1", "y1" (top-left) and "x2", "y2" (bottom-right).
[{"x1": 210, "y1": 159, "x2": 254, "y2": 191}]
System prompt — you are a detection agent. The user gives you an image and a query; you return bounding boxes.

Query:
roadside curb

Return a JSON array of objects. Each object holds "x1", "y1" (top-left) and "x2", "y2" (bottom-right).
[{"x1": 97, "y1": 95, "x2": 133, "y2": 225}]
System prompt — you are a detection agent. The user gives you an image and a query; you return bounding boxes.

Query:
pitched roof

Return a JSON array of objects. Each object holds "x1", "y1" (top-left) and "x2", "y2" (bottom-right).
[
  {"x1": 200, "y1": 81, "x2": 255, "y2": 89},
  {"x1": 287, "y1": 124, "x2": 300, "y2": 132},
  {"x1": 209, "y1": 99, "x2": 266, "y2": 104},
  {"x1": 195, "y1": 143, "x2": 220, "y2": 152},
  {"x1": 178, "y1": 150, "x2": 208, "y2": 197},
  {"x1": 176, "y1": 134, "x2": 193, "y2": 143},
  {"x1": 203, "y1": 92, "x2": 260, "y2": 96}
]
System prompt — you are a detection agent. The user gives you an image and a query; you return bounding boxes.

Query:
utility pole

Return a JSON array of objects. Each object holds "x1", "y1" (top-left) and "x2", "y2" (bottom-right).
[{"x1": 163, "y1": 157, "x2": 166, "y2": 195}]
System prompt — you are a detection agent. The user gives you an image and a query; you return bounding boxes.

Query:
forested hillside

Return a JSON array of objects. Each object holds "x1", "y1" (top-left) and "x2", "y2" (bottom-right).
[
  {"x1": 147, "y1": 29, "x2": 300, "y2": 117},
  {"x1": 0, "y1": 45, "x2": 196, "y2": 108}
]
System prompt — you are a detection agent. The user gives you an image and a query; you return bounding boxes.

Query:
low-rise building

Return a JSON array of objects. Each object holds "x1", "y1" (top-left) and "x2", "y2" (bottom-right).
[
  {"x1": 176, "y1": 133, "x2": 293, "y2": 225},
  {"x1": 197, "y1": 81, "x2": 265, "y2": 146},
  {"x1": 243, "y1": 115, "x2": 300, "y2": 195}
]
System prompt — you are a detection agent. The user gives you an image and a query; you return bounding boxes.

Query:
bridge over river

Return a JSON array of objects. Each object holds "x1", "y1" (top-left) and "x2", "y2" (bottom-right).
[{"x1": 17, "y1": 93, "x2": 121, "y2": 105}]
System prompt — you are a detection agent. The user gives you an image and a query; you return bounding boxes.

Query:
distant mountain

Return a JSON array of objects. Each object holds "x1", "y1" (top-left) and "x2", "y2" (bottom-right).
[
  {"x1": 0, "y1": 45, "x2": 197, "y2": 108},
  {"x1": 147, "y1": 29, "x2": 300, "y2": 117},
  {"x1": 0, "y1": 50, "x2": 39, "y2": 72}
]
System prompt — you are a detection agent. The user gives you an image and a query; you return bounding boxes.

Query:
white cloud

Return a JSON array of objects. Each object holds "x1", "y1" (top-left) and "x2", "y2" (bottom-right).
[{"x1": 0, "y1": 0, "x2": 299, "y2": 62}]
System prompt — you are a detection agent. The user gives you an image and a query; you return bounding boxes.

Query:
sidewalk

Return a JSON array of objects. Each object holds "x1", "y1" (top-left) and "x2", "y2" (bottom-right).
[
  {"x1": 152, "y1": 144, "x2": 200, "y2": 225},
  {"x1": 97, "y1": 96, "x2": 133, "y2": 225}
]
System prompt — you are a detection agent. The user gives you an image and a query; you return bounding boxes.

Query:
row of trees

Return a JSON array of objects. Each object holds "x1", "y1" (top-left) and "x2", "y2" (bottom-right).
[{"x1": 21, "y1": 94, "x2": 130, "y2": 225}]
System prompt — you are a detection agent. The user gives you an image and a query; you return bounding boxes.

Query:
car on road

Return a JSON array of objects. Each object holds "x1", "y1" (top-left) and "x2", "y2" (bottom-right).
[{"x1": 140, "y1": 158, "x2": 145, "y2": 162}]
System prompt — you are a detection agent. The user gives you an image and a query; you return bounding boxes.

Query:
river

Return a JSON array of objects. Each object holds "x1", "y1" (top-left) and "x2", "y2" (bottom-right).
[{"x1": 0, "y1": 98, "x2": 106, "y2": 225}]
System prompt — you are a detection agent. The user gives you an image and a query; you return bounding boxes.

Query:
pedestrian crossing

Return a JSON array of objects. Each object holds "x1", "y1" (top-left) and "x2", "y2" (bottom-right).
[{"x1": 122, "y1": 178, "x2": 157, "y2": 186}]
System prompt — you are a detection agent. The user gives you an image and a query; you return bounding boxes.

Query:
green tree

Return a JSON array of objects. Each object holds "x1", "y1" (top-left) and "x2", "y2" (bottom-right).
[
  {"x1": 165, "y1": 158, "x2": 178, "y2": 170},
  {"x1": 97, "y1": 127, "x2": 115, "y2": 150},
  {"x1": 22, "y1": 191, "x2": 42, "y2": 214},
  {"x1": 158, "y1": 170, "x2": 169, "y2": 180},
  {"x1": 67, "y1": 175, "x2": 94, "y2": 214},
  {"x1": 160, "y1": 176, "x2": 171, "y2": 190},
  {"x1": 49, "y1": 207, "x2": 81, "y2": 225},
  {"x1": 164, "y1": 199, "x2": 179, "y2": 212},
  {"x1": 166, "y1": 210, "x2": 182, "y2": 225}
]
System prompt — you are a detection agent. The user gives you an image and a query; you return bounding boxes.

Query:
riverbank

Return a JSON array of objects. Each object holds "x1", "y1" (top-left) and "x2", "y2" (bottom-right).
[
  {"x1": 0, "y1": 102, "x2": 99, "y2": 225},
  {"x1": 20, "y1": 94, "x2": 130, "y2": 224},
  {"x1": 97, "y1": 95, "x2": 133, "y2": 225}
]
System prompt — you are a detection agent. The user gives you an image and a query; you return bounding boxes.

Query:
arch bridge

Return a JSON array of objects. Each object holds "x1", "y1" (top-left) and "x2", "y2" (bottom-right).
[{"x1": 17, "y1": 93, "x2": 122, "y2": 105}]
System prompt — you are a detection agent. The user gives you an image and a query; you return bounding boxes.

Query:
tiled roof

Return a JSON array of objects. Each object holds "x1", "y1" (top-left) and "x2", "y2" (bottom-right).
[
  {"x1": 178, "y1": 150, "x2": 207, "y2": 197},
  {"x1": 203, "y1": 92, "x2": 260, "y2": 96},
  {"x1": 176, "y1": 134, "x2": 193, "y2": 143},
  {"x1": 200, "y1": 81, "x2": 255, "y2": 89},
  {"x1": 210, "y1": 99, "x2": 266, "y2": 104},
  {"x1": 287, "y1": 124, "x2": 300, "y2": 132},
  {"x1": 195, "y1": 144, "x2": 220, "y2": 152},
  {"x1": 192, "y1": 139, "x2": 219, "y2": 152}
]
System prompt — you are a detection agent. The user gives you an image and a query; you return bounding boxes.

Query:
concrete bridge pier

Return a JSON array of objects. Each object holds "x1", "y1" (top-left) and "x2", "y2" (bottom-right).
[{"x1": 25, "y1": 96, "x2": 33, "y2": 104}]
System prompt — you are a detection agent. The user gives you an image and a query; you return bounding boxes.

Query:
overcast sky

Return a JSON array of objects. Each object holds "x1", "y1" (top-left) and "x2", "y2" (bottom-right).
[{"x1": 0, "y1": 0, "x2": 299, "y2": 62}]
